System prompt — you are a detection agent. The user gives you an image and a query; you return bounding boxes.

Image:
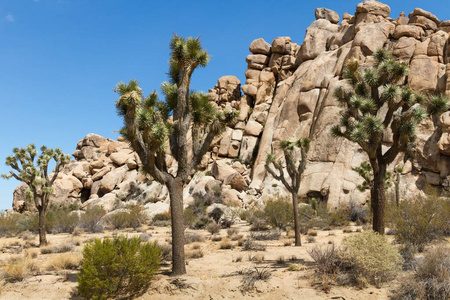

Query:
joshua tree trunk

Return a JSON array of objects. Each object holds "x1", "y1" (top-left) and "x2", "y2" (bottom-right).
[
  {"x1": 167, "y1": 179, "x2": 186, "y2": 276},
  {"x1": 394, "y1": 171, "x2": 401, "y2": 207},
  {"x1": 292, "y1": 191, "x2": 302, "y2": 246},
  {"x1": 38, "y1": 207, "x2": 47, "y2": 246},
  {"x1": 371, "y1": 162, "x2": 386, "y2": 235}
]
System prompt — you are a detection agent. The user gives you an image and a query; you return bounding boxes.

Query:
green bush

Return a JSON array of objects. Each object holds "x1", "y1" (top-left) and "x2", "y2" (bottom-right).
[
  {"x1": 339, "y1": 231, "x2": 401, "y2": 288},
  {"x1": 107, "y1": 204, "x2": 147, "y2": 230},
  {"x1": 393, "y1": 195, "x2": 448, "y2": 252},
  {"x1": 263, "y1": 197, "x2": 293, "y2": 230},
  {"x1": 78, "y1": 236, "x2": 161, "y2": 300},
  {"x1": 79, "y1": 205, "x2": 106, "y2": 233},
  {"x1": 45, "y1": 206, "x2": 80, "y2": 234},
  {"x1": 393, "y1": 245, "x2": 450, "y2": 300},
  {"x1": 0, "y1": 212, "x2": 24, "y2": 236}
]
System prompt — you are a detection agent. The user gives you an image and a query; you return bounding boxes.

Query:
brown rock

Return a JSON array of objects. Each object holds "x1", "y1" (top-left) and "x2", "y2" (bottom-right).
[
  {"x1": 244, "y1": 121, "x2": 263, "y2": 136},
  {"x1": 223, "y1": 172, "x2": 248, "y2": 192},
  {"x1": 300, "y1": 19, "x2": 338, "y2": 61},
  {"x1": 408, "y1": 55, "x2": 439, "y2": 92},
  {"x1": 393, "y1": 25, "x2": 424, "y2": 39},
  {"x1": 272, "y1": 37, "x2": 292, "y2": 54},
  {"x1": 241, "y1": 84, "x2": 258, "y2": 96},
  {"x1": 249, "y1": 38, "x2": 271, "y2": 55},
  {"x1": 99, "y1": 165, "x2": 128, "y2": 194},
  {"x1": 110, "y1": 149, "x2": 133, "y2": 166},
  {"x1": 356, "y1": 1, "x2": 391, "y2": 18},
  {"x1": 409, "y1": 15, "x2": 438, "y2": 31},
  {"x1": 246, "y1": 54, "x2": 269, "y2": 70},
  {"x1": 211, "y1": 160, "x2": 238, "y2": 182},
  {"x1": 409, "y1": 8, "x2": 440, "y2": 25},
  {"x1": 315, "y1": 8, "x2": 340, "y2": 24}
]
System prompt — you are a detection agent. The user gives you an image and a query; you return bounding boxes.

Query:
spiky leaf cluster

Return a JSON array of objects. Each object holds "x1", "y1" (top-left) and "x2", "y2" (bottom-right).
[
  {"x1": 2, "y1": 144, "x2": 70, "y2": 207},
  {"x1": 354, "y1": 161, "x2": 392, "y2": 192},
  {"x1": 332, "y1": 49, "x2": 448, "y2": 163},
  {"x1": 168, "y1": 35, "x2": 210, "y2": 84}
]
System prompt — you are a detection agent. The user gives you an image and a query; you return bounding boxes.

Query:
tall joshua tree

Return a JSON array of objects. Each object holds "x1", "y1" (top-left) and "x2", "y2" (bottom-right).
[
  {"x1": 115, "y1": 35, "x2": 237, "y2": 275},
  {"x1": 2, "y1": 144, "x2": 70, "y2": 246},
  {"x1": 332, "y1": 49, "x2": 448, "y2": 234},
  {"x1": 265, "y1": 138, "x2": 310, "y2": 246}
]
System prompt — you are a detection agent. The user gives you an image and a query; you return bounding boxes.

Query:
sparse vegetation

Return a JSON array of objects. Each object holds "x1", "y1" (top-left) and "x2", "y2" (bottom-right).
[
  {"x1": 240, "y1": 267, "x2": 272, "y2": 294},
  {"x1": 206, "y1": 222, "x2": 221, "y2": 235},
  {"x1": 392, "y1": 245, "x2": 450, "y2": 300},
  {"x1": 78, "y1": 205, "x2": 106, "y2": 233},
  {"x1": 393, "y1": 195, "x2": 449, "y2": 252}
]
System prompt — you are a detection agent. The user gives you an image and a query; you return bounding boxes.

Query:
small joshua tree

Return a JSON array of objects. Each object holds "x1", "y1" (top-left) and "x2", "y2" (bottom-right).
[
  {"x1": 115, "y1": 35, "x2": 237, "y2": 275},
  {"x1": 2, "y1": 144, "x2": 70, "y2": 246},
  {"x1": 265, "y1": 138, "x2": 310, "y2": 246},
  {"x1": 332, "y1": 49, "x2": 448, "y2": 234}
]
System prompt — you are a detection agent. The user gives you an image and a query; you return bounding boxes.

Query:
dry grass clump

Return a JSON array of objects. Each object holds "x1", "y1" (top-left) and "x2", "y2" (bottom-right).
[
  {"x1": 227, "y1": 228, "x2": 239, "y2": 237},
  {"x1": 1, "y1": 256, "x2": 41, "y2": 282},
  {"x1": 219, "y1": 238, "x2": 233, "y2": 249},
  {"x1": 211, "y1": 236, "x2": 222, "y2": 242},
  {"x1": 46, "y1": 253, "x2": 82, "y2": 271},
  {"x1": 186, "y1": 249, "x2": 204, "y2": 259},
  {"x1": 2, "y1": 258, "x2": 27, "y2": 282},
  {"x1": 250, "y1": 230, "x2": 281, "y2": 241},
  {"x1": 392, "y1": 245, "x2": 450, "y2": 300},
  {"x1": 40, "y1": 243, "x2": 74, "y2": 254},
  {"x1": 239, "y1": 267, "x2": 271, "y2": 294},
  {"x1": 185, "y1": 232, "x2": 205, "y2": 244},
  {"x1": 242, "y1": 238, "x2": 266, "y2": 251},
  {"x1": 308, "y1": 243, "x2": 341, "y2": 292},
  {"x1": 206, "y1": 222, "x2": 221, "y2": 235}
]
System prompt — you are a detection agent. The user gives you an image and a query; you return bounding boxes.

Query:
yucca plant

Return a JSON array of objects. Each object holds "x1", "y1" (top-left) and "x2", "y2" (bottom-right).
[
  {"x1": 332, "y1": 49, "x2": 448, "y2": 234},
  {"x1": 115, "y1": 35, "x2": 237, "y2": 275},
  {"x1": 265, "y1": 137, "x2": 310, "y2": 246},
  {"x1": 1, "y1": 144, "x2": 70, "y2": 246}
]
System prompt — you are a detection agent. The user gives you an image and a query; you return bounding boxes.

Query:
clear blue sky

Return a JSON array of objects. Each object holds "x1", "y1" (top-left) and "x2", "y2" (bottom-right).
[{"x1": 0, "y1": 0, "x2": 449, "y2": 210}]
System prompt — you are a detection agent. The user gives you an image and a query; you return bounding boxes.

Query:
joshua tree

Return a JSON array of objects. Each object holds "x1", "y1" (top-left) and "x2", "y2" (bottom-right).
[
  {"x1": 2, "y1": 144, "x2": 70, "y2": 246},
  {"x1": 265, "y1": 138, "x2": 310, "y2": 246},
  {"x1": 332, "y1": 49, "x2": 448, "y2": 234},
  {"x1": 115, "y1": 35, "x2": 237, "y2": 275}
]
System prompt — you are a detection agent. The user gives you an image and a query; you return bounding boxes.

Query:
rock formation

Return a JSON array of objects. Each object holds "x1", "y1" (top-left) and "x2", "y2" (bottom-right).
[{"x1": 12, "y1": 1, "x2": 450, "y2": 215}]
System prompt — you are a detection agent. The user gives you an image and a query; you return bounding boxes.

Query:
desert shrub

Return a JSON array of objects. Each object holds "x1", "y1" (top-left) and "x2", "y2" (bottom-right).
[
  {"x1": 250, "y1": 230, "x2": 281, "y2": 241},
  {"x1": 209, "y1": 207, "x2": 223, "y2": 224},
  {"x1": 227, "y1": 228, "x2": 239, "y2": 237},
  {"x1": 107, "y1": 209, "x2": 144, "y2": 230},
  {"x1": 2, "y1": 258, "x2": 27, "y2": 282},
  {"x1": 348, "y1": 201, "x2": 369, "y2": 224},
  {"x1": 46, "y1": 253, "x2": 82, "y2": 271},
  {"x1": 206, "y1": 222, "x2": 221, "y2": 235},
  {"x1": 0, "y1": 212, "x2": 26, "y2": 236},
  {"x1": 393, "y1": 245, "x2": 450, "y2": 300},
  {"x1": 326, "y1": 206, "x2": 351, "y2": 227},
  {"x1": 45, "y1": 205, "x2": 80, "y2": 234},
  {"x1": 339, "y1": 231, "x2": 401, "y2": 288},
  {"x1": 242, "y1": 238, "x2": 266, "y2": 251},
  {"x1": 186, "y1": 249, "x2": 204, "y2": 259},
  {"x1": 79, "y1": 205, "x2": 106, "y2": 233},
  {"x1": 219, "y1": 238, "x2": 233, "y2": 249},
  {"x1": 263, "y1": 197, "x2": 293, "y2": 230},
  {"x1": 41, "y1": 244, "x2": 74, "y2": 254},
  {"x1": 185, "y1": 232, "x2": 205, "y2": 244},
  {"x1": 308, "y1": 243, "x2": 341, "y2": 277},
  {"x1": 78, "y1": 236, "x2": 161, "y2": 300},
  {"x1": 240, "y1": 267, "x2": 271, "y2": 294},
  {"x1": 393, "y1": 195, "x2": 448, "y2": 252}
]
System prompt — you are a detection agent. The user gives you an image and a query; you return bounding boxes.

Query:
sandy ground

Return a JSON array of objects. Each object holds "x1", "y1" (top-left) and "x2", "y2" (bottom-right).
[{"x1": 0, "y1": 223, "x2": 397, "y2": 300}]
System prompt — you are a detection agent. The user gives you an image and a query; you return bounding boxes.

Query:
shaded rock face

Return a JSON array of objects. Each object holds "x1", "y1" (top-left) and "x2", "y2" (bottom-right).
[{"x1": 12, "y1": 1, "x2": 450, "y2": 213}]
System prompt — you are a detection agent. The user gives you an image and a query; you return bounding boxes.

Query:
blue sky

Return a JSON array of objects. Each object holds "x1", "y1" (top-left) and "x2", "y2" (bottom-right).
[{"x1": 0, "y1": 0, "x2": 449, "y2": 210}]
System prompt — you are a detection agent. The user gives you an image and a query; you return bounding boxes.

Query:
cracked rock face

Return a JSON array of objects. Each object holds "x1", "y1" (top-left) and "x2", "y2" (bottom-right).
[{"x1": 12, "y1": 0, "x2": 450, "y2": 214}]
